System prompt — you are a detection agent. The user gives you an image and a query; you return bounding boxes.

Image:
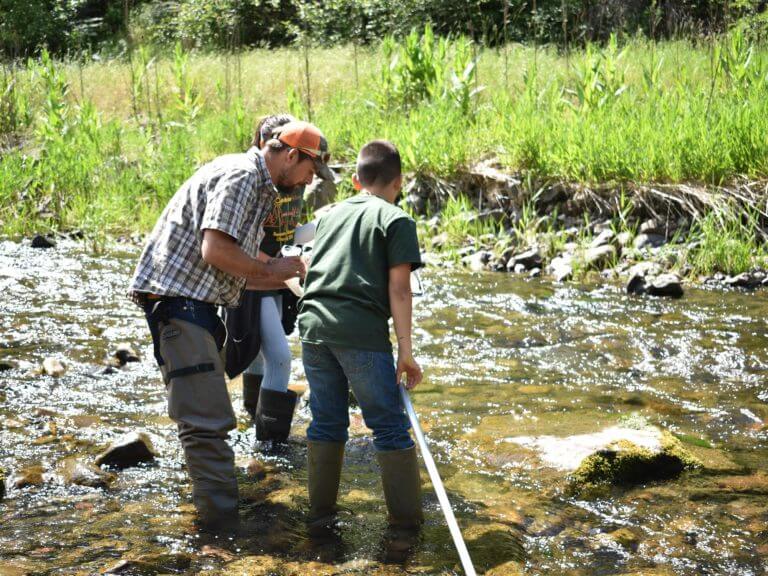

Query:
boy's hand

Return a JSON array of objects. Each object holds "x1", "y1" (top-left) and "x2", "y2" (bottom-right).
[
  {"x1": 397, "y1": 353, "x2": 422, "y2": 390},
  {"x1": 300, "y1": 254, "x2": 312, "y2": 279}
]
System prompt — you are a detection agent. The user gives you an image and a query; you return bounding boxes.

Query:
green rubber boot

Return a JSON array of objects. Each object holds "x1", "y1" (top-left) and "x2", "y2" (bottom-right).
[
  {"x1": 377, "y1": 446, "x2": 424, "y2": 528},
  {"x1": 307, "y1": 440, "x2": 345, "y2": 536}
]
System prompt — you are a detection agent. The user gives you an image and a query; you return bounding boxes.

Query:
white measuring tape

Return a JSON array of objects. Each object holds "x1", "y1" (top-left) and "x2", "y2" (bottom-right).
[{"x1": 400, "y1": 385, "x2": 477, "y2": 576}]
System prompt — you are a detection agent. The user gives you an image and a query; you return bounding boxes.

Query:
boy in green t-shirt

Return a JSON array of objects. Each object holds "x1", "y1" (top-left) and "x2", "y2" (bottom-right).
[{"x1": 298, "y1": 140, "x2": 424, "y2": 534}]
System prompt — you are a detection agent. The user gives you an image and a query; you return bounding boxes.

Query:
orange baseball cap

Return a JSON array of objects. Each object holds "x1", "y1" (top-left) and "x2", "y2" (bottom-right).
[{"x1": 272, "y1": 120, "x2": 330, "y2": 166}]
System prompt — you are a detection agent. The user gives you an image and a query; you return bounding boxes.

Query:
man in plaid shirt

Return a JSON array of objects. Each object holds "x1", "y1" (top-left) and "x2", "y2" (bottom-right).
[{"x1": 129, "y1": 120, "x2": 330, "y2": 532}]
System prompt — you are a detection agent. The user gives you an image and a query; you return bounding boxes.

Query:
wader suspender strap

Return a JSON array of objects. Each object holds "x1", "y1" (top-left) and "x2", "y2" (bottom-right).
[{"x1": 166, "y1": 363, "x2": 216, "y2": 380}]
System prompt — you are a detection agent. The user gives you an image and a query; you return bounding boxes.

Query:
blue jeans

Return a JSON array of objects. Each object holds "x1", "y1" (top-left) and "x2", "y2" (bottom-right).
[{"x1": 302, "y1": 342, "x2": 414, "y2": 452}]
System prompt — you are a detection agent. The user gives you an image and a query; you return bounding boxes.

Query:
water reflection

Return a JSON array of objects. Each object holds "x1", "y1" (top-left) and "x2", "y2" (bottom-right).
[{"x1": 0, "y1": 240, "x2": 766, "y2": 574}]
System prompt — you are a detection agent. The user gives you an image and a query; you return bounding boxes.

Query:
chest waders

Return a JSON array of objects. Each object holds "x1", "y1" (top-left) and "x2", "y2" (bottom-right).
[{"x1": 147, "y1": 298, "x2": 239, "y2": 533}]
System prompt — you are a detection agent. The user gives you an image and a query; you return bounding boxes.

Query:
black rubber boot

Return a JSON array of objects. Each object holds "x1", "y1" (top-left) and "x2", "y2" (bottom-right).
[
  {"x1": 242, "y1": 373, "x2": 263, "y2": 420},
  {"x1": 255, "y1": 387, "x2": 297, "y2": 442}
]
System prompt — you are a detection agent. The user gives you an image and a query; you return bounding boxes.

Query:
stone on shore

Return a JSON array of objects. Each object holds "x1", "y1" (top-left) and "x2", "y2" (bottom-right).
[
  {"x1": 42, "y1": 357, "x2": 66, "y2": 377},
  {"x1": 647, "y1": 273, "x2": 684, "y2": 298},
  {"x1": 506, "y1": 247, "x2": 542, "y2": 272},
  {"x1": 627, "y1": 271, "x2": 684, "y2": 299},
  {"x1": 724, "y1": 272, "x2": 758, "y2": 289},
  {"x1": 633, "y1": 233, "x2": 666, "y2": 250},
  {"x1": 95, "y1": 432, "x2": 157, "y2": 470},
  {"x1": 584, "y1": 245, "x2": 616, "y2": 269},
  {"x1": 616, "y1": 231, "x2": 633, "y2": 247},
  {"x1": 590, "y1": 229, "x2": 615, "y2": 248},
  {"x1": 549, "y1": 255, "x2": 573, "y2": 282},
  {"x1": 463, "y1": 250, "x2": 492, "y2": 272}
]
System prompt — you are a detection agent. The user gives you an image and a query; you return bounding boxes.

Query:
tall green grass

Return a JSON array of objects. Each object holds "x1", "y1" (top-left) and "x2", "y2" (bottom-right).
[{"x1": 1, "y1": 32, "x2": 767, "y2": 244}]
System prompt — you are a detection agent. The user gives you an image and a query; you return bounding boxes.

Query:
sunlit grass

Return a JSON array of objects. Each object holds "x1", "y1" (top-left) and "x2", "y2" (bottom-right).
[{"x1": 0, "y1": 34, "x2": 767, "y2": 280}]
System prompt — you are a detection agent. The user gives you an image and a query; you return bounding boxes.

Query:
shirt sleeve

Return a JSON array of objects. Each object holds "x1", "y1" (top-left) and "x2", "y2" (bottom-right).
[
  {"x1": 386, "y1": 217, "x2": 423, "y2": 270},
  {"x1": 201, "y1": 169, "x2": 256, "y2": 242}
]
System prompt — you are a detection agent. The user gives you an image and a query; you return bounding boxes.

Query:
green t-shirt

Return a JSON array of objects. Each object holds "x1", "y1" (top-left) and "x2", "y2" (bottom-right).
[{"x1": 298, "y1": 194, "x2": 422, "y2": 352}]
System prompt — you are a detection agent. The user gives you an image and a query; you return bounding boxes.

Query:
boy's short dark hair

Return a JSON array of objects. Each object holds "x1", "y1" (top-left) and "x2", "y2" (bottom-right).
[{"x1": 357, "y1": 140, "x2": 401, "y2": 187}]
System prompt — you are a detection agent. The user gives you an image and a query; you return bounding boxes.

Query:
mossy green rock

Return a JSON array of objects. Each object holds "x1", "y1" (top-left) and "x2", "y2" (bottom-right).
[{"x1": 569, "y1": 431, "x2": 700, "y2": 493}]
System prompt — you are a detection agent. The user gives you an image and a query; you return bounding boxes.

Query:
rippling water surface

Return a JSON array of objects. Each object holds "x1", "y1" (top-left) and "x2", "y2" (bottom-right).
[{"x1": 1, "y1": 240, "x2": 766, "y2": 575}]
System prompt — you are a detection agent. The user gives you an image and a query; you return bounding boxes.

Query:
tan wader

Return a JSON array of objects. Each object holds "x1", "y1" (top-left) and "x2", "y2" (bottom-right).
[{"x1": 158, "y1": 317, "x2": 239, "y2": 532}]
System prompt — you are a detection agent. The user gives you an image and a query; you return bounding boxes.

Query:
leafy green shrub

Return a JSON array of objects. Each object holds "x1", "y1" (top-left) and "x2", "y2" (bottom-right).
[{"x1": 380, "y1": 24, "x2": 482, "y2": 115}]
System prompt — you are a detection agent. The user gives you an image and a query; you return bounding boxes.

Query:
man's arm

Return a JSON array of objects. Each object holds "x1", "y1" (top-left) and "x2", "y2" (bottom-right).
[
  {"x1": 389, "y1": 263, "x2": 422, "y2": 390},
  {"x1": 201, "y1": 229, "x2": 304, "y2": 284},
  {"x1": 245, "y1": 250, "x2": 292, "y2": 290}
]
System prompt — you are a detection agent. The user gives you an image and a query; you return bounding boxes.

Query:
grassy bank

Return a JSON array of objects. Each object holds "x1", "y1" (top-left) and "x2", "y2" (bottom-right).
[{"x1": 1, "y1": 33, "x2": 767, "y2": 274}]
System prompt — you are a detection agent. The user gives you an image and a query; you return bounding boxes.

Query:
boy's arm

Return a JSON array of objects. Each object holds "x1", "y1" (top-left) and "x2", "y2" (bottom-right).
[{"x1": 389, "y1": 263, "x2": 423, "y2": 390}]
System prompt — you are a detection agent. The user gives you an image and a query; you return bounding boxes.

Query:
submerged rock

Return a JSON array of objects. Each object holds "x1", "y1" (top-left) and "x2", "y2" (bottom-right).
[
  {"x1": 104, "y1": 553, "x2": 192, "y2": 575},
  {"x1": 42, "y1": 357, "x2": 66, "y2": 377},
  {"x1": 112, "y1": 343, "x2": 140, "y2": 366},
  {"x1": 31, "y1": 234, "x2": 56, "y2": 249},
  {"x1": 59, "y1": 457, "x2": 115, "y2": 489},
  {"x1": 96, "y1": 432, "x2": 157, "y2": 469},
  {"x1": 464, "y1": 522, "x2": 525, "y2": 574},
  {"x1": 11, "y1": 465, "x2": 46, "y2": 489},
  {"x1": 0, "y1": 359, "x2": 18, "y2": 372},
  {"x1": 222, "y1": 555, "x2": 282, "y2": 575},
  {"x1": 505, "y1": 425, "x2": 700, "y2": 494},
  {"x1": 569, "y1": 431, "x2": 699, "y2": 493}
]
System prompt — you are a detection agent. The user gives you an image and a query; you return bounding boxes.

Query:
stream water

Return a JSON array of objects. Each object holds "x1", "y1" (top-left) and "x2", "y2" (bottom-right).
[{"x1": 1, "y1": 240, "x2": 766, "y2": 575}]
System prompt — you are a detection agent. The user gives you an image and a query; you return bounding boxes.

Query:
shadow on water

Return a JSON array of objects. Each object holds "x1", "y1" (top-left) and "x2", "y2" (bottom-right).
[{"x1": 1, "y1": 240, "x2": 767, "y2": 574}]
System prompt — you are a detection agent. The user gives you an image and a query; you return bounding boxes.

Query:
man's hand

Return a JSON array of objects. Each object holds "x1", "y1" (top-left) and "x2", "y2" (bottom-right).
[
  {"x1": 266, "y1": 256, "x2": 306, "y2": 281},
  {"x1": 397, "y1": 353, "x2": 422, "y2": 390}
]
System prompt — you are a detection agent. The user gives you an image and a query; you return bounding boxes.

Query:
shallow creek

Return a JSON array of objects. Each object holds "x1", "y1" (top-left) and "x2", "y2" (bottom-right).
[{"x1": 0, "y1": 240, "x2": 766, "y2": 575}]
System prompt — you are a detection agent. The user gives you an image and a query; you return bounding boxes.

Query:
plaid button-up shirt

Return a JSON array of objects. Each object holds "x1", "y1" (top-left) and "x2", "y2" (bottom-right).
[{"x1": 129, "y1": 147, "x2": 277, "y2": 307}]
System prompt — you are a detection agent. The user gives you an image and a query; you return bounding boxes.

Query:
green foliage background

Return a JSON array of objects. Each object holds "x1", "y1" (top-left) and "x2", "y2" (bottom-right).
[{"x1": 2, "y1": 0, "x2": 768, "y2": 57}]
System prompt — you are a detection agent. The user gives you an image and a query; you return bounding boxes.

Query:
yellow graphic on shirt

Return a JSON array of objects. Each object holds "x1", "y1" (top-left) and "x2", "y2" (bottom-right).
[{"x1": 263, "y1": 192, "x2": 302, "y2": 245}]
